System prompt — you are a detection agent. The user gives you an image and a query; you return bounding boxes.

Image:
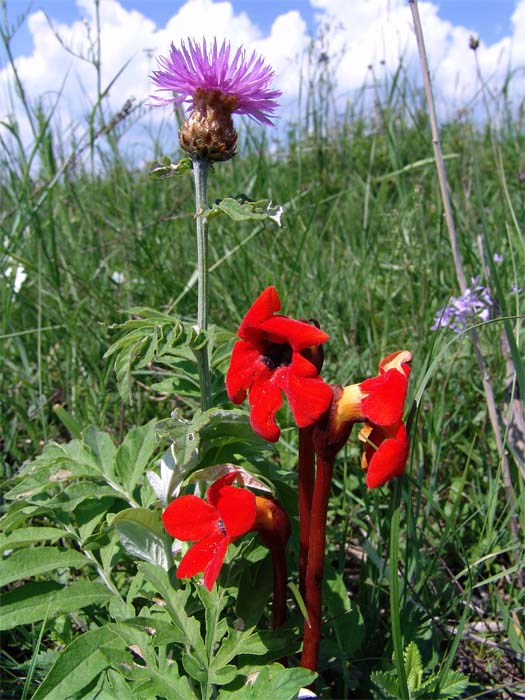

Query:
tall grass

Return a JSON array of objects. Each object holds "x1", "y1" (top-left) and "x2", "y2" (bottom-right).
[{"x1": 1, "y1": 5, "x2": 524, "y2": 698}]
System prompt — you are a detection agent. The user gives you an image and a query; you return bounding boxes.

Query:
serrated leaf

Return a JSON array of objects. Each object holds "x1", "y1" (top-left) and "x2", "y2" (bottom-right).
[
  {"x1": 114, "y1": 419, "x2": 157, "y2": 493},
  {"x1": 1, "y1": 580, "x2": 113, "y2": 630},
  {"x1": 403, "y1": 641, "x2": 423, "y2": 678},
  {"x1": 437, "y1": 670, "x2": 469, "y2": 698},
  {"x1": 32, "y1": 625, "x2": 128, "y2": 700},
  {"x1": 0, "y1": 546, "x2": 92, "y2": 587},
  {"x1": 112, "y1": 508, "x2": 171, "y2": 569},
  {"x1": 370, "y1": 670, "x2": 400, "y2": 698}
]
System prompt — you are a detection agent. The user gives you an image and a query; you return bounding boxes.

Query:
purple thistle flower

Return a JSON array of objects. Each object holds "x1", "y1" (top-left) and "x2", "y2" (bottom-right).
[
  {"x1": 431, "y1": 277, "x2": 494, "y2": 334},
  {"x1": 150, "y1": 38, "x2": 281, "y2": 126}
]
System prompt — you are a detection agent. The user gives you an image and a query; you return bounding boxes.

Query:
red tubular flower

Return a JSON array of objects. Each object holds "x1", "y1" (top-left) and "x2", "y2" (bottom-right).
[
  {"x1": 226, "y1": 286, "x2": 333, "y2": 442},
  {"x1": 320, "y1": 350, "x2": 412, "y2": 488},
  {"x1": 162, "y1": 472, "x2": 256, "y2": 590}
]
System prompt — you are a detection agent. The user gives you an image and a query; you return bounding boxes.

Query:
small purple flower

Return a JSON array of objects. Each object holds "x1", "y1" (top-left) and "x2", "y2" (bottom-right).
[
  {"x1": 493, "y1": 253, "x2": 503, "y2": 263},
  {"x1": 150, "y1": 38, "x2": 281, "y2": 126},
  {"x1": 431, "y1": 277, "x2": 494, "y2": 334}
]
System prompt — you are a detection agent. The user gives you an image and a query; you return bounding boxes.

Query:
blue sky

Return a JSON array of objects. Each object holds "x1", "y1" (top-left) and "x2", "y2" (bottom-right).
[
  {"x1": 6, "y1": 0, "x2": 517, "y2": 61},
  {"x1": 2, "y1": 0, "x2": 524, "y2": 142}
]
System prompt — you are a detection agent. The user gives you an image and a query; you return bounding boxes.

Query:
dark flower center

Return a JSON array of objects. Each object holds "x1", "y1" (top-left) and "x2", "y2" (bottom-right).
[
  {"x1": 262, "y1": 342, "x2": 293, "y2": 370},
  {"x1": 217, "y1": 518, "x2": 227, "y2": 536}
]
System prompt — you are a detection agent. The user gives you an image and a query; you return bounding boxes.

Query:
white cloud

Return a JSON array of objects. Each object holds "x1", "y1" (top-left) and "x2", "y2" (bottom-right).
[{"x1": 1, "y1": 0, "x2": 525, "y2": 157}]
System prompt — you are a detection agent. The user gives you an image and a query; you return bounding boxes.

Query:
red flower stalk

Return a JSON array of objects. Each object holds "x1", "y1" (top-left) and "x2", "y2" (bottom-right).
[
  {"x1": 253, "y1": 495, "x2": 291, "y2": 629},
  {"x1": 162, "y1": 472, "x2": 255, "y2": 590},
  {"x1": 226, "y1": 286, "x2": 333, "y2": 442},
  {"x1": 318, "y1": 350, "x2": 412, "y2": 487}
]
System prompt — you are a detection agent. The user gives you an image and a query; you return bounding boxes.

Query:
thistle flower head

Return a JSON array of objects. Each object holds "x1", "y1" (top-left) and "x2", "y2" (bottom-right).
[{"x1": 150, "y1": 38, "x2": 281, "y2": 126}]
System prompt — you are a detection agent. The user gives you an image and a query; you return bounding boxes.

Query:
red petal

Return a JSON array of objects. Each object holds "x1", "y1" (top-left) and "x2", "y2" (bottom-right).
[
  {"x1": 285, "y1": 372, "x2": 333, "y2": 428},
  {"x1": 248, "y1": 365, "x2": 284, "y2": 442},
  {"x1": 260, "y1": 316, "x2": 329, "y2": 351},
  {"x1": 203, "y1": 537, "x2": 230, "y2": 590},
  {"x1": 162, "y1": 496, "x2": 218, "y2": 540},
  {"x1": 290, "y1": 351, "x2": 320, "y2": 378},
  {"x1": 206, "y1": 472, "x2": 240, "y2": 507},
  {"x1": 360, "y1": 368, "x2": 408, "y2": 427},
  {"x1": 365, "y1": 423, "x2": 409, "y2": 488},
  {"x1": 176, "y1": 531, "x2": 224, "y2": 579},
  {"x1": 226, "y1": 340, "x2": 262, "y2": 404},
  {"x1": 216, "y1": 485, "x2": 256, "y2": 538},
  {"x1": 238, "y1": 286, "x2": 280, "y2": 338}
]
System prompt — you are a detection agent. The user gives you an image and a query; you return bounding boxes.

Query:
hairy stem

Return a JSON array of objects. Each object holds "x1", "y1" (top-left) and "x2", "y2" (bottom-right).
[
  {"x1": 298, "y1": 426, "x2": 315, "y2": 598},
  {"x1": 192, "y1": 157, "x2": 212, "y2": 411},
  {"x1": 408, "y1": 0, "x2": 518, "y2": 538},
  {"x1": 301, "y1": 454, "x2": 334, "y2": 672}
]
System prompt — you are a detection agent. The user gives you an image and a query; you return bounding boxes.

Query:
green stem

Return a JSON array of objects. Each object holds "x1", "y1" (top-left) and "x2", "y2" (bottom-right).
[
  {"x1": 389, "y1": 478, "x2": 409, "y2": 699},
  {"x1": 301, "y1": 454, "x2": 334, "y2": 673},
  {"x1": 192, "y1": 156, "x2": 212, "y2": 411},
  {"x1": 298, "y1": 426, "x2": 315, "y2": 598}
]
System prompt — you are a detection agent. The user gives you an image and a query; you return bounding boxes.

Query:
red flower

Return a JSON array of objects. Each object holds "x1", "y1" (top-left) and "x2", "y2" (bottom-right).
[
  {"x1": 226, "y1": 286, "x2": 333, "y2": 442},
  {"x1": 332, "y1": 350, "x2": 412, "y2": 488},
  {"x1": 162, "y1": 472, "x2": 256, "y2": 590}
]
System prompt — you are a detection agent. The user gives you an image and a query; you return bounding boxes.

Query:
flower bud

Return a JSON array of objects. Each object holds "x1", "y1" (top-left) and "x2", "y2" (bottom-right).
[{"x1": 179, "y1": 88, "x2": 238, "y2": 162}]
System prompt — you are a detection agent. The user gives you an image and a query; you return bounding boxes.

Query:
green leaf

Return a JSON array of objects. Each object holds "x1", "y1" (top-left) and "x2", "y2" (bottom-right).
[
  {"x1": 218, "y1": 664, "x2": 315, "y2": 700},
  {"x1": 4, "y1": 440, "x2": 101, "y2": 500},
  {"x1": 84, "y1": 427, "x2": 116, "y2": 479},
  {"x1": 209, "y1": 664, "x2": 238, "y2": 686},
  {"x1": 92, "y1": 668, "x2": 135, "y2": 699},
  {"x1": 404, "y1": 641, "x2": 423, "y2": 691},
  {"x1": 138, "y1": 562, "x2": 207, "y2": 666},
  {"x1": 147, "y1": 443, "x2": 188, "y2": 506},
  {"x1": 1, "y1": 580, "x2": 113, "y2": 630},
  {"x1": 52, "y1": 405, "x2": 83, "y2": 439},
  {"x1": 437, "y1": 670, "x2": 469, "y2": 698},
  {"x1": 122, "y1": 616, "x2": 186, "y2": 646},
  {"x1": 323, "y1": 563, "x2": 365, "y2": 655},
  {"x1": 32, "y1": 625, "x2": 128, "y2": 700},
  {"x1": 204, "y1": 196, "x2": 283, "y2": 227},
  {"x1": 0, "y1": 546, "x2": 92, "y2": 587},
  {"x1": 112, "y1": 508, "x2": 171, "y2": 569},
  {"x1": 235, "y1": 554, "x2": 273, "y2": 627},
  {"x1": 149, "y1": 156, "x2": 192, "y2": 180},
  {"x1": 370, "y1": 670, "x2": 401, "y2": 698},
  {"x1": 129, "y1": 663, "x2": 196, "y2": 700},
  {"x1": 114, "y1": 419, "x2": 157, "y2": 493},
  {"x1": 0, "y1": 527, "x2": 74, "y2": 553},
  {"x1": 212, "y1": 627, "x2": 262, "y2": 669}
]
